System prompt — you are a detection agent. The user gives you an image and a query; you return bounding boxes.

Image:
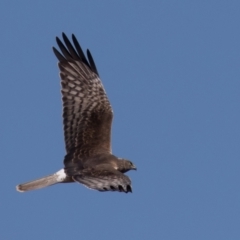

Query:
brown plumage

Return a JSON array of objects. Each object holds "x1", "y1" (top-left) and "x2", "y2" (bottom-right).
[{"x1": 16, "y1": 33, "x2": 136, "y2": 193}]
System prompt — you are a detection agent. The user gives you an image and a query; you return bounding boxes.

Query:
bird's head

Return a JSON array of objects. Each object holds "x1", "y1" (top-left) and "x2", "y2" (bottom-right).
[{"x1": 118, "y1": 159, "x2": 137, "y2": 173}]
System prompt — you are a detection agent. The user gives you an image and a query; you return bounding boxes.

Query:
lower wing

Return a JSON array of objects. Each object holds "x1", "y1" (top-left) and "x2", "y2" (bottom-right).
[{"x1": 73, "y1": 168, "x2": 132, "y2": 193}]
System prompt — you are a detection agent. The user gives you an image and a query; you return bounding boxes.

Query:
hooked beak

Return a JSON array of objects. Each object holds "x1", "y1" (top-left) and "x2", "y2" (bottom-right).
[{"x1": 132, "y1": 164, "x2": 137, "y2": 170}]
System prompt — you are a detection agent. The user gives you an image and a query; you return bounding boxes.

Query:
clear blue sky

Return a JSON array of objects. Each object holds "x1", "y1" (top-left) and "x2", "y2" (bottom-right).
[{"x1": 1, "y1": 1, "x2": 240, "y2": 239}]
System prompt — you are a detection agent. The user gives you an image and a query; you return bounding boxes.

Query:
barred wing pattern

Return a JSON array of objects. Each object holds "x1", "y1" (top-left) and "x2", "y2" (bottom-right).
[
  {"x1": 73, "y1": 168, "x2": 132, "y2": 193},
  {"x1": 53, "y1": 33, "x2": 113, "y2": 162}
]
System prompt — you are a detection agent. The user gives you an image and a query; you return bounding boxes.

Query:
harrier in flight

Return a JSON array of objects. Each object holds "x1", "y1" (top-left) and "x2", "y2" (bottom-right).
[{"x1": 16, "y1": 33, "x2": 136, "y2": 193}]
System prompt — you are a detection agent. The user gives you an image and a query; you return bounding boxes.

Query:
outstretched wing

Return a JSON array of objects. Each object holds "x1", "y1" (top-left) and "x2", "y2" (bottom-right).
[
  {"x1": 72, "y1": 167, "x2": 132, "y2": 193},
  {"x1": 53, "y1": 33, "x2": 113, "y2": 163}
]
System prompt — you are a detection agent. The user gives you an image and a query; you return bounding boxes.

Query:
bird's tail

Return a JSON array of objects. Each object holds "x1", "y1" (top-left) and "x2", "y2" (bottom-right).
[{"x1": 16, "y1": 169, "x2": 68, "y2": 192}]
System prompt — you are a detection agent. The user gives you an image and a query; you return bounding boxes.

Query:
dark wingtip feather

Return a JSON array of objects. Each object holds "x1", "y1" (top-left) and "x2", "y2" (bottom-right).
[
  {"x1": 71, "y1": 34, "x2": 90, "y2": 68},
  {"x1": 53, "y1": 33, "x2": 99, "y2": 76},
  {"x1": 52, "y1": 47, "x2": 66, "y2": 62},
  {"x1": 56, "y1": 37, "x2": 72, "y2": 60},
  {"x1": 126, "y1": 185, "x2": 132, "y2": 193},
  {"x1": 118, "y1": 185, "x2": 124, "y2": 192},
  {"x1": 62, "y1": 33, "x2": 79, "y2": 60},
  {"x1": 87, "y1": 49, "x2": 99, "y2": 76},
  {"x1": 62, "y1": 32, "x2": 67, "y2": 38}
]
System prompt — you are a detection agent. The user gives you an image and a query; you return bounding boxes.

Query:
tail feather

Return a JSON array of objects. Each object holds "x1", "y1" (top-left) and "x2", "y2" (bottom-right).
[{"x1": 16, "y1": 169, "x2": 68, "y2": 192}]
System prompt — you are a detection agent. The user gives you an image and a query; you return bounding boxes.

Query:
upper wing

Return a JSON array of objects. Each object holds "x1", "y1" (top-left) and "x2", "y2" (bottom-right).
[
  {"x1": 53, "y1": 33, "x2": 113, "y2": 162},
  {"x1": 72, "y1": 167, "x2": 132, "y2": 193}
]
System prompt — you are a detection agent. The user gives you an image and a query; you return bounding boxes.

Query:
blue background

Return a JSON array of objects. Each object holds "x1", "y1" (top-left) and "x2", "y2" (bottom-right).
[{"x1": 1, "y1": 1, "x2": 240, "y2": 239}]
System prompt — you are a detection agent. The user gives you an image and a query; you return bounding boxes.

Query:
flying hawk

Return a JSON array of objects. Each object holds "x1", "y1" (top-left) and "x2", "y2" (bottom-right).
[{"x1": 16, "y1": 33, "x2": 136, "y2": 193}]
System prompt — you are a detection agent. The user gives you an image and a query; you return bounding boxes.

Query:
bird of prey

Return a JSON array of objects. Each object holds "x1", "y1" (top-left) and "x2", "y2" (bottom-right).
[{"x1": 16, "y1": 33, "x2": 136, "y2": 193}]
